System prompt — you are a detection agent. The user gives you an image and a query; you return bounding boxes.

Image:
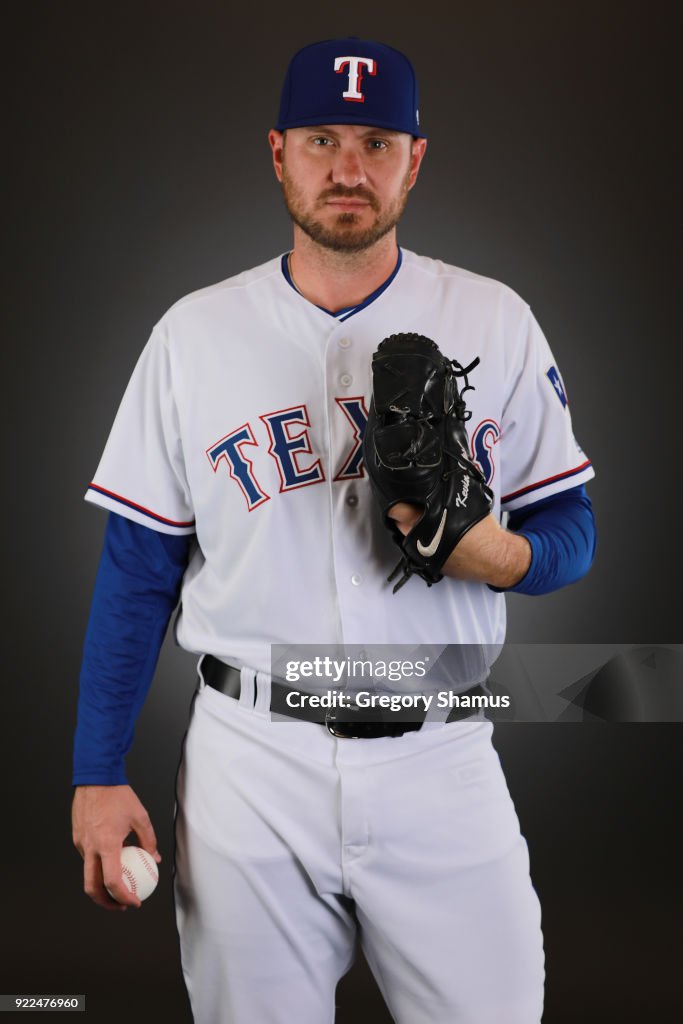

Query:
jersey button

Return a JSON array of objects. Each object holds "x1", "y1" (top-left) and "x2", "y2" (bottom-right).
[
  {"x1": 351, "y1": 573, "x2": 362, "y2": 587},
  {"x1": 340, "y1": 373, "x2": 353, "y2": 387},
  {"x1": 346, "y1": 493, "x2": 358, "y2": 507},
  {"x1": 338, "y1": 337, "x2": 352, "y2": 348}
]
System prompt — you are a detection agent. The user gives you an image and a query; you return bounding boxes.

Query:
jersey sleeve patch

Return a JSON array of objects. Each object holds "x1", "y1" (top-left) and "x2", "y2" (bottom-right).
[
  {"x1": 85, "y1": 483, "x2": 196, "y2": 536},
  {"x1": 546, "y1": 365, "x2": 568, "y2": 408}
]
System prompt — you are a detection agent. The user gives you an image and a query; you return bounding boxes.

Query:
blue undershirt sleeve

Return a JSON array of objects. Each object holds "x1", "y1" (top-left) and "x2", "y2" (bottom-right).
[
  {"x1": 72, "y1": 512, "x2": 192, "y2": 786},
  {"x1": 500, "y1": 484, "x2": 597, "y2": 596}
]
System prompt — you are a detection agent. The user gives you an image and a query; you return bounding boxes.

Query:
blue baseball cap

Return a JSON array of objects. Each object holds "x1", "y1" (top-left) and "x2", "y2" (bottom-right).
[{"x1": 275, "y1": 38, "x2": 426, "y2": 138}]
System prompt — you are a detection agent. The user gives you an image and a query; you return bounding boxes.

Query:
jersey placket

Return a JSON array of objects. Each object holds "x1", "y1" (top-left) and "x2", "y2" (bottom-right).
[{"x1": 324, "y1": 322, "x2": 375, "y2": 642}]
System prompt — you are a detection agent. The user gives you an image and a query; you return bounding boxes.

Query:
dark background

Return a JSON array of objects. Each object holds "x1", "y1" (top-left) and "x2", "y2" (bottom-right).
[{"x1": 3, "y1": 1, "x2": 681, "y2": 1021}]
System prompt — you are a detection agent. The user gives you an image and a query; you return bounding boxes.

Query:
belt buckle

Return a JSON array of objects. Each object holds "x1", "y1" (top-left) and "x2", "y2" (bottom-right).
[
  {"x1": 324, "y1": 710, "x2": 362, "y2": 738},
  {"x1": 324, "y1": 710, "x2": 423, "y2": 739}
]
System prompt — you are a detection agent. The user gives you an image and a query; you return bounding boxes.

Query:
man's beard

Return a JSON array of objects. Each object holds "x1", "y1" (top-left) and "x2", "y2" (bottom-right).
[{"x1": 281, "y1": 168, "x2": 411, "y2": 253}]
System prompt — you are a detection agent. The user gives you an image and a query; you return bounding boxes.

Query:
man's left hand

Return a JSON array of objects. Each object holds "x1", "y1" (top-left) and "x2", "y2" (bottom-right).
[{"x1": 387, "y1": 504, "x2": 531, "y2": 589}]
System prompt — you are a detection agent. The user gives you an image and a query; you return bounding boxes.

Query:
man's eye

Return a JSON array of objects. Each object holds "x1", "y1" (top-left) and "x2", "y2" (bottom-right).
[
  {"x1": 368, "y1": 140, "x2": 388, "y2": 150},
  {"x1": 312, "y1": 137, "x2": 334, "y2": 146}
]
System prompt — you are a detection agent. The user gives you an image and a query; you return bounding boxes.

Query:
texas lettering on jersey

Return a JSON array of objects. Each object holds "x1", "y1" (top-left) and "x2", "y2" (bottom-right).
[{"x1": 206, "y1": 399, "x2": 500, "y2": 511}]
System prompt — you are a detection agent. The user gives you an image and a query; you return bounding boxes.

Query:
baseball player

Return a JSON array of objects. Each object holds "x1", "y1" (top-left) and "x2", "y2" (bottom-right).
[{"x1": 72, "y1": 38, "x2": 597, "y2": 1024}]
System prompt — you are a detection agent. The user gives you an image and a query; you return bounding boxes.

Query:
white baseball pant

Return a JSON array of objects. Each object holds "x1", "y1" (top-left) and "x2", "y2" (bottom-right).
[{"x1": 173, "y1": 666, "x2": 545, "y2": 1023}]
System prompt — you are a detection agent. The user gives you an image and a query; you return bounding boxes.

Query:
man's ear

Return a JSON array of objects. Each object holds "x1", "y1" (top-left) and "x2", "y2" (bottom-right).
[
  {"x1": 408, "y1": 137, "x2": 428, "y2": 190},
  {"x1": 268, "y1": 128, "x2": 285, "y2": 182}
]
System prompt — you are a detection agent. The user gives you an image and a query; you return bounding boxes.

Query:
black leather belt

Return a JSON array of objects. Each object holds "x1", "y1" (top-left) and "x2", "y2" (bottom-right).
[{"x1": 201, "y1": 654, "x2": 485, "y2": 739}]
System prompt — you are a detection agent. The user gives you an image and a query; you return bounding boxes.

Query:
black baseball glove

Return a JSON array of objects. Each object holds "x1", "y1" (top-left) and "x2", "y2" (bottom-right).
[{"x1": 363, "y1": 332, "x2": 493, "y2": 593}]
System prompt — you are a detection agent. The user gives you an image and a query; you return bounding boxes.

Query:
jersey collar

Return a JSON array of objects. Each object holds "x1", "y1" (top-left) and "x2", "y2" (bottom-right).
[{"x1": 280, "y1": 248, "x2": 403, "y2": 323}]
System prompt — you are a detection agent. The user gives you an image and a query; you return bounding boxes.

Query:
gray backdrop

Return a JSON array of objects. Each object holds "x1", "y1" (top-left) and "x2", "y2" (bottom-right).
[{"x1": 3, "y1": 1, "x2": 681, "y2": 1021}]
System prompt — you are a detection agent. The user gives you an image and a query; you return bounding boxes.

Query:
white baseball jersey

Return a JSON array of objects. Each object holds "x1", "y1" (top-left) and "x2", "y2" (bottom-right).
[{"x1": 85, "y1": 248, "x2": 594, "y2": 670}]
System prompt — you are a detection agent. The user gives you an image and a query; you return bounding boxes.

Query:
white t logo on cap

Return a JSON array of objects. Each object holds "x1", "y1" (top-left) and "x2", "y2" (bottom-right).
[{"x1": 334, "y1": 56, "x2": 377, "y2": 103}]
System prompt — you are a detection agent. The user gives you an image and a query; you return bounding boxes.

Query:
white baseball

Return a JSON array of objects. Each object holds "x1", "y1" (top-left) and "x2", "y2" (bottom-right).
[{"x1": 107, "y1": 846, "x2": 159, "y2": 902}]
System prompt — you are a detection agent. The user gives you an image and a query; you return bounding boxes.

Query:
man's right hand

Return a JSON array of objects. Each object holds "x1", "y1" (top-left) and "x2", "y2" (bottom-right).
[{"x1": 72, "y1": 785, "x2": 162, "y2": 911}]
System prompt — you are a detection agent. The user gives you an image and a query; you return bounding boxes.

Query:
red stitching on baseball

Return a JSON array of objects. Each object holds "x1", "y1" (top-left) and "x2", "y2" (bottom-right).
[
  {"x1": 136, "y1": 849, "x2": 159, "y2": 883},
  {"x1": 121, "y1": 864, "x2": 138, "y2": 896}
]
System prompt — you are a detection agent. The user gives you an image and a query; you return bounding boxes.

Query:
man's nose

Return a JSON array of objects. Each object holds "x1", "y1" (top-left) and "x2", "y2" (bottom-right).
[{"x1": 331, "y1": 148, "x2": 367, "y2": 188}]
